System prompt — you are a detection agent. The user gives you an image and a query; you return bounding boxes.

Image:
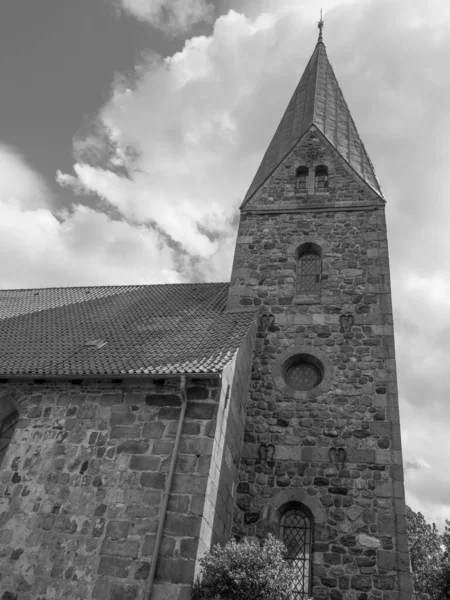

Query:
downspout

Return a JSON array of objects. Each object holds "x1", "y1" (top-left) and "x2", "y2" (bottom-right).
[{"x1": 145, "y1": 374, "x2": 188, "y2": 600}]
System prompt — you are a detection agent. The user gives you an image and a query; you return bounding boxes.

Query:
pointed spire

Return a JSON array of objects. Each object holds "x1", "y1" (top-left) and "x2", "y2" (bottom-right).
[
  {"x1": 242, "y1": 23, "x2": 383, "y2": 204},
  {"x1": 318, "y1": 9, "x2": 324, "y2": 44}
]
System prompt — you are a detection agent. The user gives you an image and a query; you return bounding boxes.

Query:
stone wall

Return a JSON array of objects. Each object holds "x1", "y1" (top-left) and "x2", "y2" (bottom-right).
[
  {"x1": 0, "y1": 375, "x2": 229, "y2": 600},
  {"x1": 227, "y1": 131, "x2": 412, "y2": 599},
  {"x1": 197, "y1": 318, "x2": 256, "y2": 560}
]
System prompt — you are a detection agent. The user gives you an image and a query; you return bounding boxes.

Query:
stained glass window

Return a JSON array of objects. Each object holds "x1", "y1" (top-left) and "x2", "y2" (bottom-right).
[
  {"x1": 315, "y1": 165, "x2": 328, "y2": 190},
  {"x1": 296, "y1": 166, "x2": 308, "y2": 192},
  {"x1": 281, "y1": 508, "x2": 312, "y2": 600},
  {"x1": 0, "y1": 411, "x2": 19, "y2": 466},
  {"x1": 296, "y1": 251, "x2": 321, "y2": 294}
]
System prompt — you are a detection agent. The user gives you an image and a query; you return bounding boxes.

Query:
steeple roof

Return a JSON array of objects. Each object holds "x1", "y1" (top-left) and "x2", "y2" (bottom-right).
[{"x1": 243, "y1": 38, "x2": 383, "y2": 203}]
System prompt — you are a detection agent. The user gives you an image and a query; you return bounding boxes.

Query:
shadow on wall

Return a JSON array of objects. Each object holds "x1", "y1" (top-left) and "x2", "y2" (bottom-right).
[{"x1": 0, "y1": 395, "x2": 20, "y2": 467}]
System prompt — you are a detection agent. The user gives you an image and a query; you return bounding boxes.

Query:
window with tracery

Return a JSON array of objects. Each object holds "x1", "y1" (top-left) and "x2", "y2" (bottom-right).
[
  {"x1": 315, "y1": 165, "x2": 328, "y2": 190},
  {"x1": 296, "y1": 250, "x2": 322, "y2": 295},
  {"x1": 0, "y1": 411, "x2": 19, "y2": 467},
  {"x1": 280, "y1": 507, "x2": 312, "y2": 600},
  {"x1": 296, "y1": 166, "x2": 308, "y2": 192}
]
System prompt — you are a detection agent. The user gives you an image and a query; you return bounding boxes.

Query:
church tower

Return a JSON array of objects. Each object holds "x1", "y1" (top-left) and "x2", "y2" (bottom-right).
[{"x1": 228, "y1": 21, "x2": 412, "y2": 600}]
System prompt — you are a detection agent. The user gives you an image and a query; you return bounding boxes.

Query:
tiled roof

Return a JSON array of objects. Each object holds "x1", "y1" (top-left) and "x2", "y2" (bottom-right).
[
  {"x1": 0, "y1": 283, "x2": 255, "y2": 377},
  {"x1": 243, "y1": 41, "x2": 383, "y2": 203}
]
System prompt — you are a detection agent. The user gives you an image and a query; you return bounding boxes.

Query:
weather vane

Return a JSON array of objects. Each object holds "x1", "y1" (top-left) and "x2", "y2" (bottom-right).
[{"x1": 318, "y1": 9, "x2": 324, "y2": 43}]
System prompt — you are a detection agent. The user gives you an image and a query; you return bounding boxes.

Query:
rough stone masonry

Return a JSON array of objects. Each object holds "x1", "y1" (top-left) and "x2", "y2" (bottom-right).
[{"x1": 227, "y1": 128, "x2": 412, "y2": 599}]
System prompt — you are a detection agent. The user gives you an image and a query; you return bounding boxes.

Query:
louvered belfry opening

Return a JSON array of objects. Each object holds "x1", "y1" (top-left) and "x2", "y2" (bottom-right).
[
  {"x1": 296, "y1": 249, "x2": 322, "y2": 295},
  {"x1": 315, "y1": 165, "x2": 328, "y2": 190},
  {"x1": 0, "y1": 411, "x2": 19, "y2": 466},
  {"x1": 296, "y1": 166, "x2": 308, "y2": 191},
  {"x1": 281, "y1": 508, "x2": 312, "y2": 599}
]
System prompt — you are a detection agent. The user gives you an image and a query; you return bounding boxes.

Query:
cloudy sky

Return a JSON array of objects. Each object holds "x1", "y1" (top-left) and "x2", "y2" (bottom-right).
[{"x1": 1, "y1": 0, "x2": 449, "y2": 527}]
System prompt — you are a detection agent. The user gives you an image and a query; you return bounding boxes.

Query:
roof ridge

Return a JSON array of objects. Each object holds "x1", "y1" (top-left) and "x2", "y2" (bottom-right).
[{"x1": 0, "y1": 281, "x2": 229, "y2": 293}]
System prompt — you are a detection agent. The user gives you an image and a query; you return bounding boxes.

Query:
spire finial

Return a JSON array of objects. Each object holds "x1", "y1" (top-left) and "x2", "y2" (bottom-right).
[{"x1": 318, "y1": 9, "x2": 324, "y2": 43}]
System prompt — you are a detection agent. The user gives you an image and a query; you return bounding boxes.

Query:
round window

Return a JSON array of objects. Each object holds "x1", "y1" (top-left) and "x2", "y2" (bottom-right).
[{"x1": 283, "y1": 354, "x2": 323, "y2": 391}]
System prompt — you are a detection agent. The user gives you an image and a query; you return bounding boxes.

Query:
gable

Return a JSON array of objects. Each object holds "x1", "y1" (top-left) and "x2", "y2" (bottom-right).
[{"x1": 241, "y1": 126, "x2": 384, "y2": 211}]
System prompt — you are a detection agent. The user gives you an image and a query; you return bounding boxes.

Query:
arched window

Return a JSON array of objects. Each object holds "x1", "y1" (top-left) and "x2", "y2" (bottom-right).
[
  {"x1": 0, "y1": 410, "x2": 19, "y2": 467},
  {"x1": 297, "y1": 246, "x2": 322, "y2": 295},
  {"x1": 280, "y1": 505, "x2": 312, "y2": 599},
  {"x1": 315, "y1": 165, "x2": 328, "y2": 190},
  {"x1": 296, "y1": 166, "x2": 308, "y2": 192}
]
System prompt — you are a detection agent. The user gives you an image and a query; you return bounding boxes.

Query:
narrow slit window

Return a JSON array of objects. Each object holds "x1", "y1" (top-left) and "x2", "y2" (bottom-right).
[
  {"x1": 297, "y1": 251, "x2": 321, "y2": 295},
  {"x1": 296, "y1": 166, "x2": 308, "y2": 192},
  {"x1": 280, "y1": 508, "x2": 312, "y2": 599},
  {"x1": 0, "y1": 411, "x2": 19, "y2": 467},
  {"x1": 315, "y1": 165, "x2": 328, "y2": 190}
]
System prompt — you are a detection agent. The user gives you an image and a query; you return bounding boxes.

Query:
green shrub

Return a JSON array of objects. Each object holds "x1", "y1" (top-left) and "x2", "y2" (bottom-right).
[{"x1": 192, "y1": 534, "x2": 296, "y2": 600}]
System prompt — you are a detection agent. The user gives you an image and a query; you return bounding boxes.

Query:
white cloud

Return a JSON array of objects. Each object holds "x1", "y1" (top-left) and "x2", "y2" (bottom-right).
[
  {"x1": 0, "y1": 144, "x2": 181, "y2": 288},
  {"x1": 0, "y1": 144, "x2": 53, "y2": 211},
  {"x1": 113, "y1": 0, "x2": 213, "y2": 33}
]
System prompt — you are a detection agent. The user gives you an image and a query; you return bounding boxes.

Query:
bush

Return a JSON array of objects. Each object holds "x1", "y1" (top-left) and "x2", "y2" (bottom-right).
[{"x1": 192, "y1": 534, "x2": 296, "y2": 600}]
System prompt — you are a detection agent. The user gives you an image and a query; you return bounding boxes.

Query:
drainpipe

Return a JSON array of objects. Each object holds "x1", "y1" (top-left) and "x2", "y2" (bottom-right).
[{"x1": 145, "y1": 374, "x2": 188, "y2": 600}]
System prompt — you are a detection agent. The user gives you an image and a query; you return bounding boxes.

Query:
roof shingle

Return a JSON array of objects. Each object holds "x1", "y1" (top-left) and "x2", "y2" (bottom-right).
[{"x1": 0, "y1": 283, "x2": 255, "y2": 377}]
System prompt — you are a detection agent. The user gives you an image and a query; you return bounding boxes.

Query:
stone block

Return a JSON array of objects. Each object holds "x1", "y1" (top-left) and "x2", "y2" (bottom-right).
[
  {"x1": 110, "y1": 583, "x2": 138, "y2": 600},
  {"x1": 100, "y1": 539, "x2": 139, "y2": 558},
  {"x1": 378, "y1": 514, "x2": 395, "y2": 534},
  {"x1": 158, "y1": 407, "x2": 181, "y2": 420},
  {"x1": 130, "y1": 455, "x2": 161, "y2": 471},
  {"x1": 346, "y1": 448, "x2": 375, "y2": 464},
  {"x1": 97, "y1": 556, "x2": 132, "y2": 578},
  {"x1": 185, "y1": 402, "x2": 216, "y2": 420},
  {"x1": 164, "y1": 513, "x2": 201, "y2": 537},
  {"x1": 152, "y1": 439, "x2": 174, "y2": 455},
  {"x1": 110, "y1": 412, "x2": 136, "y2": 426},
  {"x1": 143, "y1": 534, "x2": 176, "y2": 557},
  {"x1": 134, "y1": 561, "x2": 150, "y2": 580},
  {"x1": 140, "y1": 472, "x2": 166, "y2": 490},
  {"x1": 373, "y1": 575, "x2": 396, "y2": 590},
  {"x1": 117, "y1": 441, "x2": 149, "y2": 454},
  {"x1": 357, "y1": 533, "x2": 380, "y2": 548},
  {"x1": 111, "y1": 426, "x2": 141, "y2": 439},
  {"x1": 171, "y1": 474, "x2": 207, "y2": 495},
  {"x1": 398, "y1": 571, "x2": 413, "y2": 592},
  {"x1": 125, "y1": 505, "x2": 159, "y2": 519},
  {"x1": 178, "y1": 437, "x2": 213, "y2": 455},
  {"x1": 390, "y1": 465, "x2": 403, "y2": 481},
  {"x1": 156, "y1": 557, "x2": 196, "y2": 584},
  {"x1": 0, "y1": 529, "x2": 13, "y2": 544},
  {"x1": 167, "y1": 494, "x2": 190, "y2": 513},
  {"x1": 151, "y1": 583, "x2": 192, "y2": 600},
  {"x1": 180, "y1": 537, "x2": 199, "y2": 558},
  {"x1": 92, "y1": 580, "x2": 110, "y2": 600},
  {"x1": 145, "y1": 394, "x2": 181, "y2": 407},
  {"x1": 105, "y1": 521, "x2": 130, "y2": 539},
  {"x1": 351, "y1": 575, "x2": 372, "y2": 591},
  {"x1": 142, "y1": 422, "x2": 165, "y2": 439},
  {"x1": 370, "y1": 421, "x2": 391, "y2": 436},
  {"x1": 186, "y1": 386, "x2": 210, "y2": 400},
  {"x1": 397, "y1": 551, "x2": 410, "y2": 572},
  {"x1": 378, "y1": 549, "x2": 395, "y2": 570}
]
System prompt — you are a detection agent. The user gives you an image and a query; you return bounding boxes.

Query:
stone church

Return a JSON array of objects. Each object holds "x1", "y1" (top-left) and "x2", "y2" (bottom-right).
[{"x1": 0, "y1": 23, "x2": 411, "y2": 600}]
